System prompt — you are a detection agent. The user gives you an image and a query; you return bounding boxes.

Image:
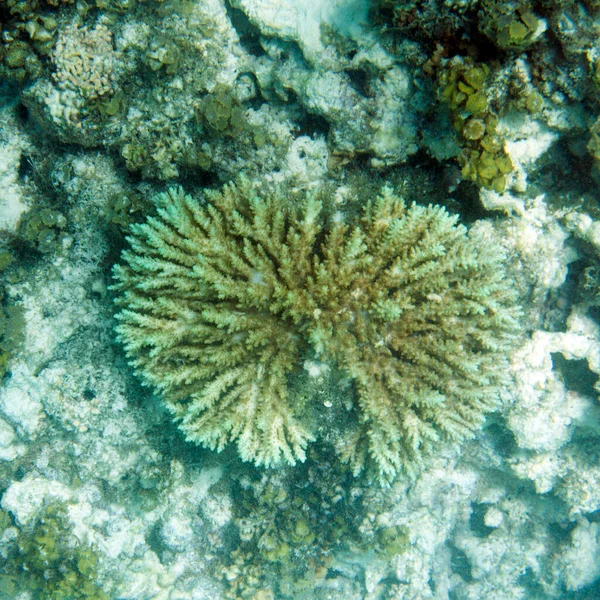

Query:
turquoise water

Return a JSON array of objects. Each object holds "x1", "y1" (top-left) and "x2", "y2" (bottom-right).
[{"x1": 0, "y1": 0, "x2": 600, "y2": 598}]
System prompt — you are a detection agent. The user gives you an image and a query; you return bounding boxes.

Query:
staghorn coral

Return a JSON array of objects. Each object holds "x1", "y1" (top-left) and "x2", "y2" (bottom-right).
[{"x1": 112, "y1": 182, "x2": 520, "y2": 481}]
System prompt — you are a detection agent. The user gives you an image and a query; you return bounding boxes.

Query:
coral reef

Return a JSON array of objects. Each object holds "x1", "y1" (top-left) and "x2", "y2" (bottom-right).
[
  {"x1": 51, "y1": 22, "x2": 119, "y2": 101},
  {"x1": 0, "y1": 302, "x2": 25, "y2": 379},
  {"x1": 479, "y1": 1, "x2": 547, "y2": 50},
  {"x1": 1, "y1": 0, "x2": 600, "y2": 597},
  {"x1": 0, "y1": 0, "x2": 59, "y2": 82},
  {"x1": 437, "y1": 56, "x2": 514, "y2": 192},
  {"x1": 221, "y1": 456, "x2": 404, "y2": 599},
  {"x1": 0, "y1": 115, "x2": 33, "y2": 232},
  {"x1": 0, "y1": 502, "x2": 108, "y2": 600},
  {"x1": 18, "y1": 205, "x2": 68, "y2": 253},
  {"x1": 113, "y1": 181, "x2": 520, "y2": 481}
]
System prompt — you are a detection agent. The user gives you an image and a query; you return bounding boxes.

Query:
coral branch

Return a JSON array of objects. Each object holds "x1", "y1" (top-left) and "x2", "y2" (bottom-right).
[{"x1": 112, "y1": 182, "x2": 520, "y2": 481}]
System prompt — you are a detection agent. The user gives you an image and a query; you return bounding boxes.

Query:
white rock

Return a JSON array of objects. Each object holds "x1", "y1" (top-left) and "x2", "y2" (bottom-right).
[
  {"x1": 1, "y1": 474, "x2": 71, "y2": 525},
  {"x1": 484, "y1": 507, "x2": 504, "y2": 529},
  {"x1": 496, "y1": 114, "x2": 558, "y2": 193},
  {"x1": 0, "y1": 417, "x2": 17, "y2": 461},
  {"x1": 0, "y1": 142, "x2": 29, "y2": 230},
  {"x1": 0, "y1": 364, "x2": 44, "y2": 435},
  {"x1": 509, "y1": 331, "x2": 590, "y2": 454},
  {"x1": 511, "y1": 452, "x2": 565, "y2": 494},
  {"x1": 286, "y1": 135, "x2": 329, "y2": 187},
  {"x1": 560, "y1": 520, "x2": 600, "y2": 591},
  {"x1": 231, "y1": 0, "x2": 371, "y2": 66}
]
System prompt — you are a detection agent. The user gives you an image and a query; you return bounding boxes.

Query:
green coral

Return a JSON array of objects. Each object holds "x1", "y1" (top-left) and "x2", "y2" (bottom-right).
[
  {"x1": 112, "y1": 181, "x2": 520, "y2": 481},
  {"x1": 438, "y1": 57, "x2": 514, "y2": 192},
  {"x1": 0, "y1": 302, "x2": 25, "y2": 378},
  {"x1": 223, "y1": 462, "x2": 360, "y2": 598},
  {"x1": 375, "y1": 0, "x2": 546, "y2": 51},
  {"x1": 18, "y1": 206, "x2": 68, "y2": 253},
  {"x1": 222, "y1": 455, "x2": 416, "y2": 598},
  {"x1": 0, "y1": 0, "x2": 64, "y2": 82},
  {"x1": 105, "y1": 190, "x2": 150, "y2": 232},
  {"x1": 587, "y1": 117, "x2": 600, "y2": 178},
  {"x1": 479, "y1": 1, "x2": 546, "y2": 51},
  {"x1": 0, "y1": 503, "x2": 107, "y2": 600},
  {"x1": 198, "y1": 85, "x2": 246, "y2": 136},
  {"x1": 143, "y1": 37, "x2": 181, "y2": 74},
  {"x1": 0, "y1": 250, "x2": 13, "y2": 273}
]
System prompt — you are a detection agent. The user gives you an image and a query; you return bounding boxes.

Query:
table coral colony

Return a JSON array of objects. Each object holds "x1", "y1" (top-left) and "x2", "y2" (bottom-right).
[{"x1": 112, "y1": 180, "x2": 520, "y2": 482}]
